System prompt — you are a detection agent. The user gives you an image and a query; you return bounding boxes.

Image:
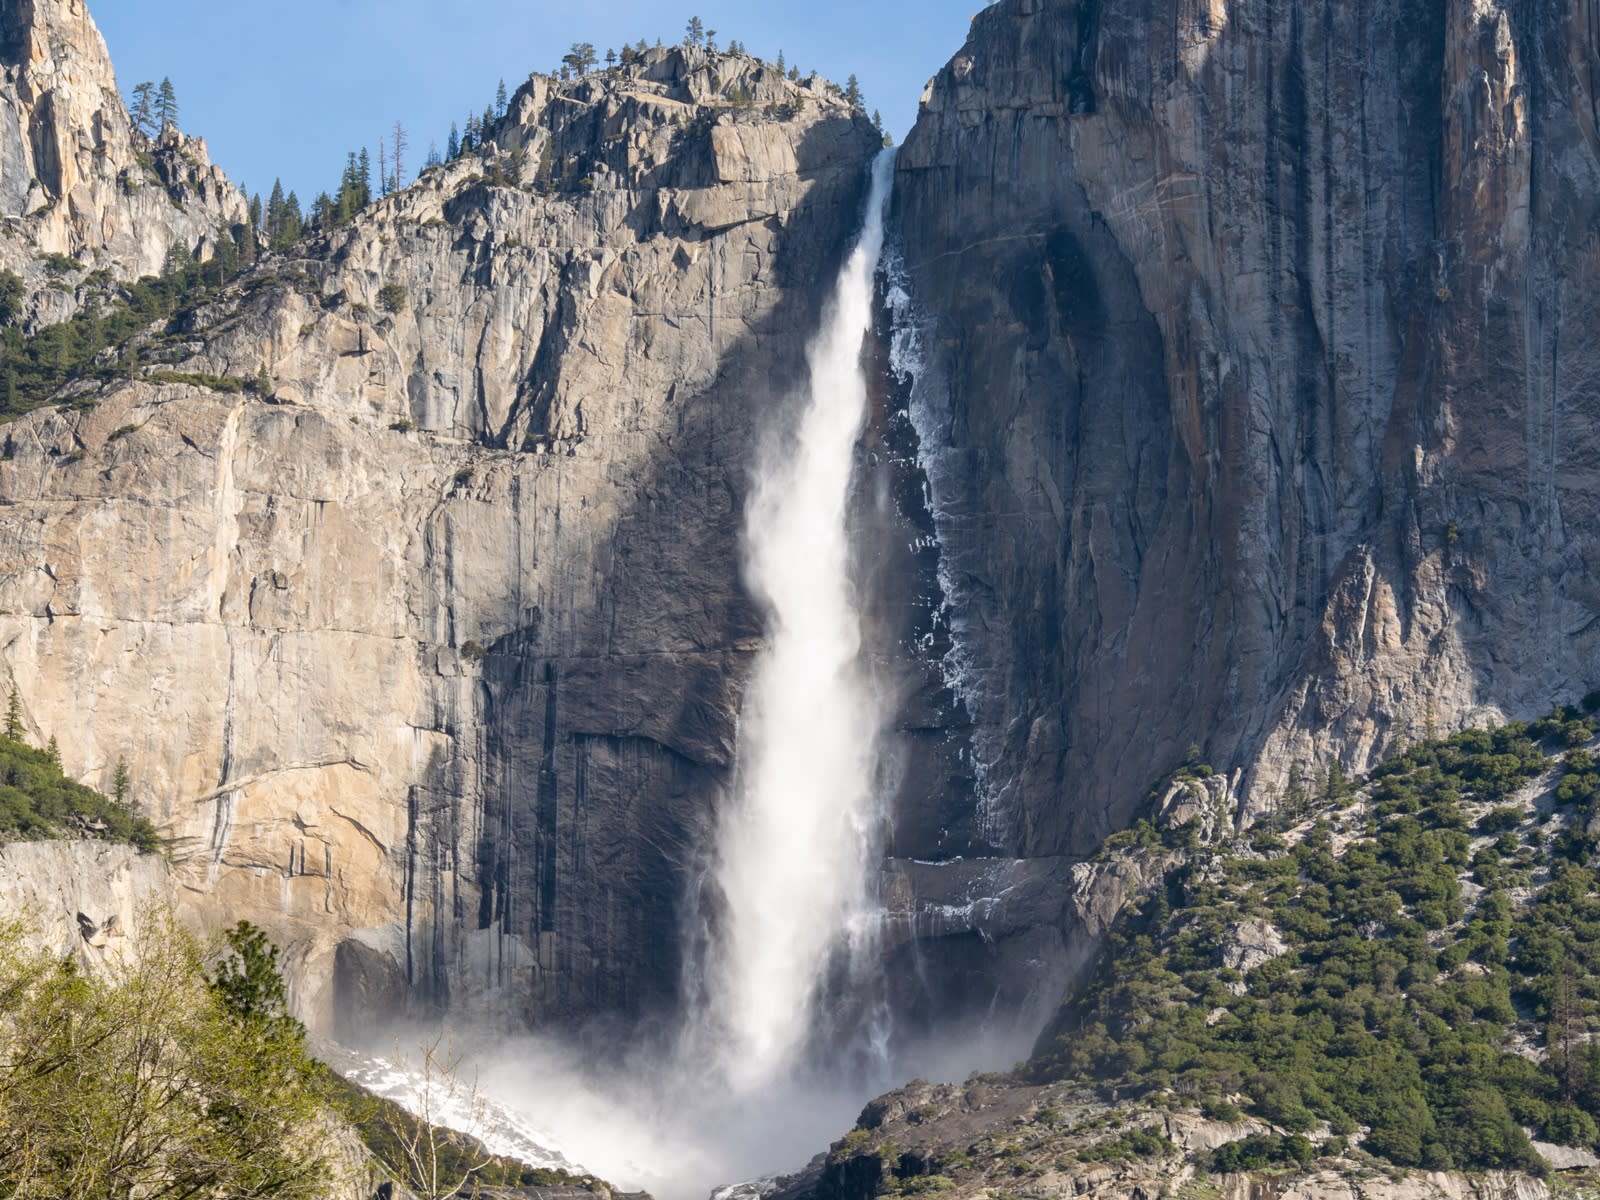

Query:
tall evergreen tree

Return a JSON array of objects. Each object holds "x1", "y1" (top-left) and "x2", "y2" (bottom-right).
[
  {"x1": 495, "y1": 78, "x2": 509, "y2": 116},
  {"x1": 129, "y1": 82, "x2": 156, "y2": 137},
  {"x1": 844, "y1": 74, "x2": 864, "y2": 108},
  {"x1": 605, "y1": 48, "x2": 618, "y2": 67},
  {"x1": 776, "y1": 49, "x2": 786, "y2": 73},
  {"x1": 156, "y1": 76, "x2": 178, "y2": 132},
  {"x1": 447, "y1": 122, "x2": 461, "y2": 159},
  {"x1": 266, "y1": 179, "x2": 286, "y2": 244},
  {"x1": 4, "y1": 687, "x2": 21, "y2": 740},
  {"x1": 563, "y1": 43, "x2": 597, "y2": 76},
  {"x1": 684, "y1": 15, "x2": 704, "y2": 45},
  {"x1": 309, "y1": 192, "x2": 333, "y2": 230}
]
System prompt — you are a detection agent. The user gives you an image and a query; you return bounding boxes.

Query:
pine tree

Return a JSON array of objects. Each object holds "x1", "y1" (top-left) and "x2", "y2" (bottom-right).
[
  {"x1": 266, "y1": 179, "x2": 286, "y2": 244},
  {"x1": 358, "y1": 147, "x2": 372, "y2": 202},
  {"x1": 45, "y1": 735, "x2": 59, "y2": 766},
  {"x1": 156, "y1": 77, "x2": 179, "y2": 132},
  {"x1": 685, "y1": 15, "x2": 704, "y2": 45},
  {"x1": 281, "y1": 191, "x2": 302, "y2": 245},
  {"x1": 249, "y1": 192, "x2": 263, "y2": 234},
  {"x1": 309, "y1": 192, "x2": 333, "y2": 229},
  {"x1": 129, "y1": 82, "x2": 156, "y2": 137},
  {"x1": 605, "y1": 48, "x2": 618, "y2": 67},
  {"x1": 495, "y1": 79, "x2": 509, "y2": 116},
  {"x1": 776, "y1": 49, "x2": 786, "y2": 73},
  {"x1": 705, "y1": 29, "x2": 718, "y2": 51},
  {"x1": 447, "y1": 122, "x2": 461, "y2": 159},
  {"x1": 425, "y1": 140, "x2": 441, "y2": 169},
  {"x1": 4, "y1": 687, "x2": 21, "y2": 740},
  {"x1": 844, "y1": 74, "x2": 864, "y2": 108},
  {"x1": 111, "y1": 756, "x2": 130, "y2": 806}
]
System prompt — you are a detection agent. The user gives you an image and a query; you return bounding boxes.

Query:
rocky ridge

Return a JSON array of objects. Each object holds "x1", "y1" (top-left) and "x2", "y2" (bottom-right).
[
  {"x1": 0, "y1": 0, "x2": 247, "y2": 325},
  {"x1": 0, "y1": 30, "x2": 882, "y2": 1037}
]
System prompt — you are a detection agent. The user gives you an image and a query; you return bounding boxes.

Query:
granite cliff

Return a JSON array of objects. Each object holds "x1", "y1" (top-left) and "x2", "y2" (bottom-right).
[
  {"x1": 0, "y1": 0, "x2": 247, "y2": 325},
  {"x1": 1, "y1": 0, "x2": 1598, "y2": 1105},
  {"x1": 0, "y1": 0, "x2": 890, "y2": 1039},
  {"x1": 891, "y1": 0, "x2": 1600, "y2": 860}
]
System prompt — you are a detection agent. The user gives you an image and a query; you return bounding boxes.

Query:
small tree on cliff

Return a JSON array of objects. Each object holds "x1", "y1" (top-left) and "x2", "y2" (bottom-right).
[
  {"x1": 156, "y1": 76, "x2": 179, "y2": 132},
  {"x1": 129, "y1": 81, "x2": 156, "y2": 137},
  {"x1": 3, "y1": 688, "x2": 21, "y2": 740}
]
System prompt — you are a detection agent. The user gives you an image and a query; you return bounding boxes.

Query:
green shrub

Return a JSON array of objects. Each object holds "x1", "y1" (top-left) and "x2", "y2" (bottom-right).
[{"x1": 1026, "y1": 703, "x2": 1600, "y2": 1174}]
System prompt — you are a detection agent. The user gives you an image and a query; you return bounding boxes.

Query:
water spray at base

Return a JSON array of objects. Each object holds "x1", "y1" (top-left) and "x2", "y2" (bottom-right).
[
  {"x1": 358, "y1": 151, "x2": 928, "y2": 1200},
  {"x1": 688, "y1": 147, "x2": 898, "y2": 1096}
]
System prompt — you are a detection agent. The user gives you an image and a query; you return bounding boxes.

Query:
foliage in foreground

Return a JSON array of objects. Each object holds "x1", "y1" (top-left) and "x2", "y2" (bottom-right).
[
  {"x1": 0, "y1": 730, "x2": 160, "y2": 852},
  {"x1": 0, "y1": 914, "x2": 332, "y2": 1198},
  {"x1": 1033, "y1": 704, "x2": 1600, "y2": 1173}
]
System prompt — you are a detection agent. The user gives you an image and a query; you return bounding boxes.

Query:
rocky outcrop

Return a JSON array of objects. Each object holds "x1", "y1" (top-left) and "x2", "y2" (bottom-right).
[
  {"x1": 0, "y1": 0, "x2": 247, "y2": 324},
  {"x1": 892, "y1": 0, "x2": 1600, "y2": 861},
  {"x1": 786, "y1": 1081, "x2": 1569, "y2": 1200},
  {"x1": 0, "y1": 839, "x2": 170, "y2": 969},
  {"x1": 0, "y1": 45, "x2": 880, "y2": 1037}
]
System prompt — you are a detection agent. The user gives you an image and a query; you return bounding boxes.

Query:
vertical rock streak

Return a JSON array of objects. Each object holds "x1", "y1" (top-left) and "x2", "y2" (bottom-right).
[{"x1": 699, "y1": 151, "x2": 896, "y2": 1091}]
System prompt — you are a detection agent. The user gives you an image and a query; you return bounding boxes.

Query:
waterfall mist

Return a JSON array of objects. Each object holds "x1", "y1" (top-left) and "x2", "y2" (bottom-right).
[{"x1": 356, "y1": 153, "x2": 970, "y2": 1200}]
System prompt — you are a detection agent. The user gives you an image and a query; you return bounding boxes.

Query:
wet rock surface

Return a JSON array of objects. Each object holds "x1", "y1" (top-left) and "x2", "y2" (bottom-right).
[{"x1": 892, "y1": 0, "x2": 1600, "y2": 864}]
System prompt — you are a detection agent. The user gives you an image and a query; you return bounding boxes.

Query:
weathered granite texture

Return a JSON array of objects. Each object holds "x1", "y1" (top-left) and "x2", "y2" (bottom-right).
[
  {"x1": 892, "y1": 0, "x2": 1600, "y2": 861},
  {"x1": 0, "y1": 34, "x2": 881, "y2": 1037},
  {"x1": 0, "y1": 839, "x2": 169, "y2": 970},
  {"x1": 0, "y1": 0, "x2": 248, "y2": 325}
]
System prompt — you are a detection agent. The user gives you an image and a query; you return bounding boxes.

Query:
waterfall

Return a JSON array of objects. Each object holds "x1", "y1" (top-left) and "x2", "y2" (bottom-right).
[
  {"x1": 696, "y1": 149, "x2": 897, "y2": 1093},
  {"x1": 368, "y1": 154, "x2": 912, "y2": 1200}
]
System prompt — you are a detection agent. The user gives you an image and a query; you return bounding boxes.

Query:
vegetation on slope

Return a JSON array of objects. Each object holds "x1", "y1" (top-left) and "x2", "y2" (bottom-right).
[
  {"x1": 0, "y1": 915, "x2": 334, "y2": 1197},
  {"x1": 0, "y1": 697, "x2": 160, "y2": 851},
  {"x1": 1030, "y1": 703, "x2": 1600, "y2": 1173},
  {"x1": 0, "y1": 241, "x2": 267, "y2": 424},
  {"x1": 0, "y1": 912, "x2": 600, "y2": 1197}
]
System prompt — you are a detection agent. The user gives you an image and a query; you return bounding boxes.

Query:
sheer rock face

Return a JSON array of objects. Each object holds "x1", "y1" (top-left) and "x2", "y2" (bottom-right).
[
  {"x1": 0, "y1": 47, "x2": 880, "y2": 1036},
  {"x1": 892, "y1": 0, "x2": 1600, "y2": 860},
  {"x1": 0, "y1": 841, "x2": 169, "y2": 970},
  {"x1": 0, "y1": 0, "x2": 247, "y2": 323}
]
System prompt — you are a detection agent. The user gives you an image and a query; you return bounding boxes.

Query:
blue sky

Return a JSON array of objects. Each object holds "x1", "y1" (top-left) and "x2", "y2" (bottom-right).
[{"x1": 94, "y1": 1, "x2": 982, "y2": 206}]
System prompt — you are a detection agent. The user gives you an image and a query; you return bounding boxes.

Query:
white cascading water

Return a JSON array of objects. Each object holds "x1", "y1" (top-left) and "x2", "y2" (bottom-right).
[
  {"x1": 697, "y1": 147, "x2": 897, "y2": 1092},
  {"x1": 357, "y1": 153, "x2": 911, "y2": 1200}
]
